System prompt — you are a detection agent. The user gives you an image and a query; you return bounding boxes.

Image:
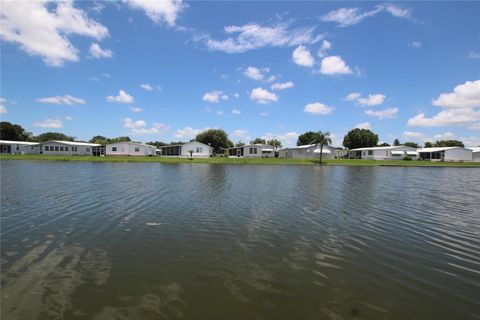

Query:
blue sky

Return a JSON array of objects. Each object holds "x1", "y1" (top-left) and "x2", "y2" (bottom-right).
[{"x1": 1, "y1": 1, "x2": 479, "y2": 147}]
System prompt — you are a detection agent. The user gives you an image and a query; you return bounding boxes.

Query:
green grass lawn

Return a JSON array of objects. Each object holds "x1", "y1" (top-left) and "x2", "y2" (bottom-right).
[{"x1": 1, "y1": 154, "x2": 479, "y2": 167}]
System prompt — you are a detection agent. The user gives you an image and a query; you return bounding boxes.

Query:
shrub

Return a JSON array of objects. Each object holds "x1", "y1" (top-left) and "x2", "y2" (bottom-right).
[{"x1": 403, "y1": 156, "x2": 412, "y2": 161}]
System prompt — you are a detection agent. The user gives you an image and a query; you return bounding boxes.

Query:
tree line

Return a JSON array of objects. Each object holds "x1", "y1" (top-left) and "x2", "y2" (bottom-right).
[{"x1": 0, "y1": 121, "x2": 468, "y2": 151}]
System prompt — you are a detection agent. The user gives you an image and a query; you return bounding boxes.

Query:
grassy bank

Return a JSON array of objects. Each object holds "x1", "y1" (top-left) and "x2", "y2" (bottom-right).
[{"x1": 1, "y1": 154, "x2": 479, "y2": 167}]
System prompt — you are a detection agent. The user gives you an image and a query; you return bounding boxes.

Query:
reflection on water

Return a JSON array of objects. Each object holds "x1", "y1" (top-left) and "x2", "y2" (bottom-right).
[{"x1": 1, "y1": 161, "x2": 479, "y2": 319}]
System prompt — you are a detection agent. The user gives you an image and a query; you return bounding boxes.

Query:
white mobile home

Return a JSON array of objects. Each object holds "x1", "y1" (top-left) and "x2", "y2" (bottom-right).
[
  {"x1": 469, "y1": 148, "x2": 480, "y2": 162},
  {"x1": 0, "y1": 140, "x2": 40, "y2": 154},
  {"x1": 40, "y1": 140, "x2": 101, "y2": 156},
  {"x1": 106, "y1": 142, "x2": 156, "y2": 156},
  {"x1": 417, "y1": 147, "x2": 472, "y2": 162},
  {"x1": 278, "y1": 144, "x2": 336, "y2": 160},
  {"x1": 228, "y1": 144, "x2": 275, "y2": 158},
  {"x1": 348, "y1": 146, "x2": 418, "y2": 160},
  {"x1": 158, "y1": 141, "x2": 213, "y2": 158}
]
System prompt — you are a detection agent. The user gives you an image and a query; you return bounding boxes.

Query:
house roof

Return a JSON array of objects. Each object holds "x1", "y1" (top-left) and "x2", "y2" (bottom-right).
[
  {"x1": 106, "y1": 141, "x2": 155, "y2": 148},
  {"x1": 158, "y1": 140, "x2": 211, "y2": 148},
  {"x1": 0, "y1": 140, "x2": 39, "y2": 145},
  {"x1": 41, "y1": 140, "x2": 100, "y2": 147},
  {"x1": 349, "y1": 146, "x2": 415, "y2": 151},
  {"x1": 468, "y1": 147, "x2": 480, "y2": 153},
  {"x1": 417, "y1": 147, "x2": 467, "y2": 153}
]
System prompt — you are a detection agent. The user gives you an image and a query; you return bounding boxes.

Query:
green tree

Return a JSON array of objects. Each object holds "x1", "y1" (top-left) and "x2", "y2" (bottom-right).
[
  {"x1": 393, "y1": 139, "x2": 400, "y2": 146},
  {"x1": 89, "y1": 135, "x2": 108, "y2": 144},
  {"x1": 146, "y1": 141, "x2": 168, "y2": 148},
  {"x1": 424, "y1": 142, "x2": 434, "y2": 148},
  {"x1": 434, "y1": 140, "x2": 464, "y2": 147},
  {"x1": 251, "y1": 137, "x2": 266, "y2": 144},
  {"x1": 109, "y1": 136, "x2": 131, "y2": 143},
  {"x1": 297, "y1": 131, "x2": 318, "y2": 146},
  {"x1": 342, "y1": 128, "x2": 379, "y2": 149},
  {"x1": 267, "y1": 139, "x2": 282, "y2": 151},
  {"x1": 310, "y1": 131, "x2": 332, "y2": 164},
  {"x1": 33, "y1": 132, "x2": 75, "y2": 142},
  {"x1": 195, "y1": 129, "x2": 231, "y2": 153},
  {"x1": 404, "y1": 142, "x2": 420, "y2": 148},
  {"x1": 377, "y1": 142, "x2": 390, "y2": 147},
  {"x1": 0, "y1": 122, "x2": 32, "y2": 141},
  {"x1": 235, "y1": 141, "x2": 245, "y2": 147}
]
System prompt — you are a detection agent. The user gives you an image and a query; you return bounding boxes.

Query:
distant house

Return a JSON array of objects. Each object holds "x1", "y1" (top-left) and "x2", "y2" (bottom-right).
[
  {"x1": 40, "y1": 140, "x2": 101, "y2": 156},
  {"x1": 469, "y1": 148, "x2": 480, "y2": 162},
  {"x1": 0, "y1": 140, "x2": 40, "y2": 154},
  {"x1": 348, "y1": 146, "x2": 418, "y2": 160},
  {"x1": 417, "y1": 147, "x2": 473, "y2": 162},
  {"x1": 278, "y1": 144, "x2": 336, "y2": 160},
  {"x1": 228, "y1": 144, "x2": 275, "y2": 158},
  {"x1": 158, "y1": 141, "x2": 213, "y2": 158},
  {"x1": 106, "y1": 142, "x2": 156, "y2": 156}
]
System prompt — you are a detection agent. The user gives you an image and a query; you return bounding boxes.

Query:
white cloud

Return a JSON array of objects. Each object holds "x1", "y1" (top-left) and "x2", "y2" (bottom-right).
[
  {"x1": 250, "y1": 87, "x2": 278, "y2": 104},
  {"x1": 33, "y1": 118, "x2": 63, "y2": 128},
  {"x1": 0, "y1": 1, "x2": 108, "y2": 66},
  {"x1": 292, "y1": 45, "x2": 314, "y2": 67},
  {"x1": 65, "y1": 116, "x2": 73, "y2": 121},
  {"x1": 271, "y1": 81, "x2": 294, "y2": 91},
  {"x1": 0, "y1": 98, "x2": 7, "y2": 114},
  {"x1": 259, "y1": 112, "x2": 268, "y2": 117},
  {"x1": 317, "y1": 40, "x2": 332, "y2": 58},
  {"x1": 345, "y1": 92, "x2": 361, "y2": 101},
  {"x1": 433, "y1": 131, "x2": 456, "y2": 140},
  {"x1": 173, "y1": 126, "x2": 204, "y2": 139},
  {"x1": 409, "y1": 41, "x2": 422, "y2": 48},
  {"x1": 123, "y1": 117, "x2": 169, "y2": 135},
  {"x1": 232, "y1": 129, "x2": 250, "y2": 141},
  {"x1": 123, "y1": 117, "x2": 146, "y2": 129},
  {"x1": 365, "y1": 107, "x2": 399, "y2": 119},
  {"x1": 321, "y1": 3, "x2": 411, "y2": 27},
  {"x1": 261, "y1": 131, "x2": 299, "y2": 147},
  {"x1": 234, "y1": 93, "x2": 240, "y2": 98},
  {"x1": 320, "y1": 55, "x2": 352, "y2": 75},
  {"x1": 221, "y1": 94, "x2": 229, "y2": 100},
  {"x1": 266, "y1": 75, "x2": 277, "y2": 82},
  {"x1": 402, "y1": 131, "x2": 480, "y2": 147},
  {"x1": 469, "y1": 51, "x2": 480, "y2": 59},
  {"x1": 355, "y1": 122, "x2": 372, "y2": 130},
  {"x1": 402, "y1": 131, "x2": 426, "y2": 140},
  {"x1": 36, "y1": 95, "x2": 86, "y2": 105},
  {"x1": 216, "y1": 111, "x2": 224, "y2": 116},
  {"x1": 202, "y1": 90, "x2": 224, "y2": 103},
  {"x1": 129, "y1": 106, "x2": 143, "y2": 113},
  {"x1": 407, "y1": 109, "x2": 480, "y2": 128},
  {"x1": 89, "y1": 42, "x2": 112, "y2": 58},
  {"x1": 200, "y1": 21, "x2": 322, "y2": 53},
  {"x1": 140, "y1": 83, "x2": 153, "y2": 91},
  {"x1": 244, "y1": 66, "x2": 265, "y2": 81},
  {"x1": 432, "y1": 80, "x2": 480, "y2": 109},
  {"x1": 107, "y1": 90, "x2": 134, "y2": 104},
  {"x1": 304, "y1": 102, "x2": 334, "y2": 115},
  {"x1": 124, "y1": 0, "x2": 185, "y2": 26},
  {"x1": 232, "y1": 109, "x2": 241, "y2": 115},
  {"x1": 357, "y1": 94, "x2": 386, "y2": 106}
]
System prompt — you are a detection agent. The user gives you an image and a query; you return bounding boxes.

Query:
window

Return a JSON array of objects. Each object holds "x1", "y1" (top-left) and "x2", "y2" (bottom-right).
[
  {"x1": 112, "y1": 147, "x2": 117, "y2": 152},
  {"x1": 134, "y1": 147, "x2": 140, "y2": 152},
  {"x1": 196, "y1": 147, "x2": 203, "y2": 153},
  {"x1": 65, "y1": 147, "x2": 69, "y2": 151},
  {"x1": 55, "y1": 146, "x2": 59, "y2": 151},
  {"x1": 86, "y1": 148, "x2": 90, "y2": 152},
  {"x1": 44, "y1": 146, "x2": 49, "y2": 151},
  {"x1": 368, "y1": 150, "x2": 373, "y2": 155},
  {"x1": 16, "y1": 145, "x2": 19, "y2": 150},
  {"x1": 249, "y1": 147, "x2": 253, "y2": 154},
  {"x1": 254, "y1": 148, "x2": 257, "y2": 154},
  {"x1": 363, "y1": 152, "x2": 366, "y2": 156},
  {"x1": 60, "y1": 146, "x2": 64, "y2": 151}
]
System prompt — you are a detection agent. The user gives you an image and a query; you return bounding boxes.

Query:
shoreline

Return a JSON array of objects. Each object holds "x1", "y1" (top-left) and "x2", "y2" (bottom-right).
[{"x1": 1, "y1": 155, "x2": 479, "y2": 167}]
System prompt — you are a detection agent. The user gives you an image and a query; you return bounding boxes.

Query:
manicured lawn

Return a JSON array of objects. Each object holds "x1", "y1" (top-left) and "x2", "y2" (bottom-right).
[{"x1": 1, "y1": 154, "x2": 479, "y2": 167}]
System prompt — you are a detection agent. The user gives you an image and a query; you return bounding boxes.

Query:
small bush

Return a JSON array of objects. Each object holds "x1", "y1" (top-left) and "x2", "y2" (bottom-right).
[{"x1": 403, "y1": 156, "x2": 412, "y2": 161}]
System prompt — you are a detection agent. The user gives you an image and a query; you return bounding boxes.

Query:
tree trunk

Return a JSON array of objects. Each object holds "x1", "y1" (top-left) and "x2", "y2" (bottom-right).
[{"x1": 319, "y1": 143, "x2": 323, "y2": 164}]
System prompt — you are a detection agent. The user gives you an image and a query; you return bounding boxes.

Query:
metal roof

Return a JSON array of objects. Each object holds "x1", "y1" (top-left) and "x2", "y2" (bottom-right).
[
  {"x1": 0, "y1": 140, "x2": 39, "y2": 145},
  {"x1": 417, "y1": 147, "x2": 466, "y2": 153},
  {"x1": 349, "y1": 146, "x2": 415, "y2": 151},
  {"x1": 41, "y1": 140, "x2": 100, "y2": 147},
  {"x1": 106, "y1": 141, "x2": 155, "y2": 148}
]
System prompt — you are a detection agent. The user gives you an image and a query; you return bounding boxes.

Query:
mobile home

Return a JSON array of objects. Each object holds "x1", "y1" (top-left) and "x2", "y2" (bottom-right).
[
  {"x1": 106, "y1": 142, "x2": 156, "y2": 156},
  {"x1": 228, "y1": 144, "x2": 275, "y2": 158},
  {"x1": 417, "y1": 147, "x2": 472, "y2": 162},
  {"x1": 469, "y1": 148, "x2": 480, "y2": 162},
  {"x1": 158, "y1": 141, "x2": 213, "y2": 158},
  {"x1": 348, "y1": 146, "x2": 418, "y2": 160},
  {"x1": 278, "y1": 144, "x2": 336, "y2": 160},
  {"x1": 40, "y1": 140, "x2": 101, "y2": 156},
  {"x1": 0, "y1": 140, "x2": 40, "y2": 154}
]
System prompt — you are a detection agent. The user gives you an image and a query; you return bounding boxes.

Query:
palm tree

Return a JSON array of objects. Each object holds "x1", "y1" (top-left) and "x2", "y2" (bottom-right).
[
  {"x1": 267, "y1": 139, "x2": 282, "y2": 157},
  {"x1": 310, "y1": 131, "x2": 332, "y2": 164}
]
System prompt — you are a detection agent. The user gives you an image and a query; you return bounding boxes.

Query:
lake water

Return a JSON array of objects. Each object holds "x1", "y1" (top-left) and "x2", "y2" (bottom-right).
[{"x1": 1, "y1": 161, "x2": 479, "y2": 320}]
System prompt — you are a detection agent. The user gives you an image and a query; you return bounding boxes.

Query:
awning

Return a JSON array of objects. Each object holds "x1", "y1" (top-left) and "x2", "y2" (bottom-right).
[
  {"x1": 262, "y1": 148, "x2": 274, "y2": 152},
  {"x1": 391, "y1": 151, "x2": 405, "y2": 155},
  {"x1": 406, "y1": 151, "x2": 418, "y2": 155},
  {"x1": 314, "y1": 149, "x2": 331, "y2": 154}
]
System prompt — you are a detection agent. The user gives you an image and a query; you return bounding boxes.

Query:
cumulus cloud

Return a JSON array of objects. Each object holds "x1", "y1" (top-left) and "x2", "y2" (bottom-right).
[
  {"x1": 271, "y1": 81, "x2": 294, "y2": 91},
  {"x1": 0, "y1": 1, "x2": 108, "y2": 66},
  {"x1": 36, "y1": 95, "x2": 86, "y2": 105},
  {"x1": 232, "y1": 129, "x2": 250, "y2": 141},
  {"x1": 232, "y1": 109, "x2": 241, "y2": 115},
  {"x1": 320, "y1": 55, "x2": 352, "y2": 75},
  {"x1": 0, "y1": 98, "x2": 7, "y2": 114},
  {"x1": 216, "y1": 111, "x2": 224, "y2": 116},
  {"x1": 65, "y1": 116, "x2": 73, "y2": 120},
  {"x1": 304, "y1": 102, "x2": 334, "y2": 115},
  {"x1": 407, "y1": 80, "x2": 480, "y2": 129},
  {"x1": 355, "y1": 122, "x2": 372, "y2": 130},
  {"x1": 123, "y1": 117, "x2": 169, "y2": 134},
  {"x1": 357, "y1": 94, "x2": 386, "y2": 106},
  {"x1": 409, "y1": 41, "x2": 422, "y2": 48},
  {"x1": 202, "y1": 90, "x2": 225, "y2": 103},
  {"x1": 244, "y1": 66, "x2": 265, "y2": 81},
  {"x1": 261, "y1": 131, "x2": 299, "y2": 147},
  {"x1": 107, "y1": 90, "x2": 134, "y2": 103},
  {"x1": 365, "y1": 107, "x2": 399, "y2": 119},
  {"x1": 200, "y1": 20, "x2": 322, "y2": 53},
  {"x1": 124, "y1": 0, "x2": 185, "y2": 26},
  {"x1": 173, "y1": 126, "x2": 206, "y2": 139},
  {"x1": 250, "y1": 87, "x2": 278, "y2": 104},
  {"x1": 292, "y1": 45, "x2": 314, "y2": 67},
  {"x1": 402, "y1": 131, "x2": 480, "y2": 147},
  {"x1": 469, "y1": 51, "x2": 480, "y2": 59},
  {"x1": 345, "y1": 92, "x2": 362, "y2": 101},
  {"x1": 89, "y1": 42, "x2": 112, "y2": 58},
  {"x1": 321, "y1": 3, "x2": 412, "y2": 27},
  {"x1": 34, "y1": 118, "x2": 63, "y2": 128},
  {"x1": 317, "y1": 40, "x2": 332, "y2": 58},
  {"x1": 129, "y1": 106, "x2": 143, "y2": 113},
  {"x1": 140, "y1": 83, "x2": 153, "y2": 91}
]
